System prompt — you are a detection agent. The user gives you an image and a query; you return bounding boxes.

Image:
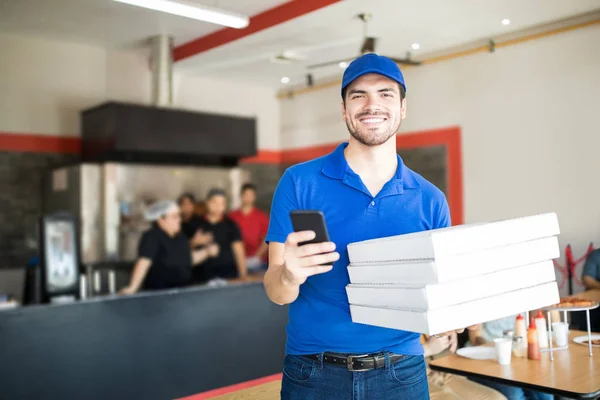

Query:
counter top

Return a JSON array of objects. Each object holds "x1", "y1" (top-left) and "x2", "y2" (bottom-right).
[{"x1": 0, "y1": 279, "x2": 287, "y2": 400}]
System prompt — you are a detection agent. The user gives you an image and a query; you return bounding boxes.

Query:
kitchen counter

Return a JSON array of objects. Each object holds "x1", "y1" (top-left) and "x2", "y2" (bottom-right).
[{"x1": 0, "y1": 281, "x2": 288, "y2": 400}]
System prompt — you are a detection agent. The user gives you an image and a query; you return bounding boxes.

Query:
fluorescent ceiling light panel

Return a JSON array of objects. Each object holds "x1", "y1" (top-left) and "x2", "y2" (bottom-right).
[{"x1": 113, "y1": 0, "x2": 250, "y2": 29}]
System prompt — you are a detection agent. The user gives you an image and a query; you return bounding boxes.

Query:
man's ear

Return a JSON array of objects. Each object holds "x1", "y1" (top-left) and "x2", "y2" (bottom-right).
[{"x1": 400, "y1": 98, "x2": 407, "y2": 120}]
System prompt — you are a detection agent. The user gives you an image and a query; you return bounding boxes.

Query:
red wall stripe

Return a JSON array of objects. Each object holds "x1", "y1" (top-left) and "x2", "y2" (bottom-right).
[
  {"x1": 176, "y1": 373, "x2": 282, "y2": 400},
  {"x1": 0, "y1": 132, "x2": 80, "y2": 154},
  {"x1": 0, "y1": 126, "x2": 463, "y2": 225},
  {"x1": 173, "y1": 0, "x2": 342, "y2": 62}
]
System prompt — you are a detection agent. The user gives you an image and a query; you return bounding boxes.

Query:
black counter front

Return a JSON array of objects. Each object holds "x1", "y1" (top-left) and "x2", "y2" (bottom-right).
[{"x1": 0, "y1": 282, "x2": 288, "y2": 400}]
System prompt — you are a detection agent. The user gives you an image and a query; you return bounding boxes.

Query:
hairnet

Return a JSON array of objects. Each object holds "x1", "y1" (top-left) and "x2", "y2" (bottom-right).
[{"x1": 144, "y1": 200, "x2": 178, "y2": 221}]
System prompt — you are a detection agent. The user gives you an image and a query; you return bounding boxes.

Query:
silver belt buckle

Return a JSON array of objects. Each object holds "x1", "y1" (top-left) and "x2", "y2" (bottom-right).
[{"x1": 346, "y1": 354, "x2": 371, "y2": 372}]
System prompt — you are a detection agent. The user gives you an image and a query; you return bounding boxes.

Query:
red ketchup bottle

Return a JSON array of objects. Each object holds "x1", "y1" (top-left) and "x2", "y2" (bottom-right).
[{"x1": 527, "y1": 317, "x2": 540, "y2": 360}]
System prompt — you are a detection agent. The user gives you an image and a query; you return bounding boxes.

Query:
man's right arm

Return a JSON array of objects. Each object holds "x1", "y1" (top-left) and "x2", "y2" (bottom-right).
[
  {"x1": 583, "y1": 275, "x2": 600, "y2": 290},
  {"x1": 120, "y1": 258, "x2": 152, "y2": 294},
  {"x1": 263, "y1": 170, "x2": 339, "y2": 305},
  {"x1": 264, "y1": 242, "x2": 299, "y2": 305},
  {"x1": 582, "y1": 251, "x2": 600, "y2": 290}
]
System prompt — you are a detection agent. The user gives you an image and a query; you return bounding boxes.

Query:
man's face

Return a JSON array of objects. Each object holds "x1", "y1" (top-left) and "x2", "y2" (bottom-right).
[
  {"x1": 207, "y1": 195, "x2": 227, "y2": 217},
  {"x1": 341, "y1": 73, "x2": 406, "y2": 147},
  {"x1": 158, "y1": 208, "x2": 181, "y2": 235},
  {"x1": 241, "y1": 189, "x2": 256, "y2": 208},
  {"x1": 179, "y1": 197, "x2": 195, "y2": 218}
]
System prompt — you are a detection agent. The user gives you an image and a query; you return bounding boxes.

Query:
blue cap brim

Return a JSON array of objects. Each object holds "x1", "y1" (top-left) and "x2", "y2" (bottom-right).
[{"x1": 341, "y1": 68, "x2": 407, "y2": 97}]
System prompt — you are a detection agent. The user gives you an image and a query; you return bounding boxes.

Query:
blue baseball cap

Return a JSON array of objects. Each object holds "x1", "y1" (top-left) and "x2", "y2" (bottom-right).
[{"x1": 341, "y1": 53, "x2": 406, "y2": 98}]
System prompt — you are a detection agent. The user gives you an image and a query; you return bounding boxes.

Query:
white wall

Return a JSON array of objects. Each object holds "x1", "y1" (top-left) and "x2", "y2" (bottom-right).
[
  {"x1": 0, "y1": 33, "x2": 106, "y2": 137},
  {"x1": 0, "y1": 32, "x2": 280, "y2": 149},
  {"x1": 280, "y1": 25, "x2": 600, "y2": 286}
]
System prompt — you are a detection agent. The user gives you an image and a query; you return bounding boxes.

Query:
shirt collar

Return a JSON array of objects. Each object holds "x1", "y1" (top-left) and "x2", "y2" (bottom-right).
[{"x1": 321, "y1": 142, "x2": 420, "y2": 190}]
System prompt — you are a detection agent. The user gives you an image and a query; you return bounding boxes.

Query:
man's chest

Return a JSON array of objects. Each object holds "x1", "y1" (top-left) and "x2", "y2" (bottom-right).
[
  {"x1": 297, "y1": 183, "x2": 432, "y2": 248},
  {"x1": 200, "y1": 222, "x2": 231, "y2": 245}
]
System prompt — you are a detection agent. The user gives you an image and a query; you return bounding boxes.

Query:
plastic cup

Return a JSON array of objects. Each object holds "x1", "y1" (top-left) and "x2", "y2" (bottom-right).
[
  {"x1": 494, "y1": 338, "x2": 512, "y2": 365},
  {"x1": 552, "y1": 322, "x2": 569, "y2": 347}
]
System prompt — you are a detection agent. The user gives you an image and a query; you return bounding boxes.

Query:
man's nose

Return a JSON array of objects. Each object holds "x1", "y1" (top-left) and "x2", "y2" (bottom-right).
[{"x1": 364, "y1": 94, "x2": 382, "y2": 112}]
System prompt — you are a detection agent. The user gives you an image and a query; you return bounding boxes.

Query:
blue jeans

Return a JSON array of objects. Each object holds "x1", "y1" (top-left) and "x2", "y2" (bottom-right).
[
  {"x1": 468, "y1": 377, "x2": 554, "y2": 400},
  {"x1": 281, "y1": 353, "x2": 429, "y2": 400}
]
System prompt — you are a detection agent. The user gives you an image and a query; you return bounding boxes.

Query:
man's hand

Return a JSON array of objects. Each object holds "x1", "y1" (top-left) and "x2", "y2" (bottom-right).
[
  {"x1": 119, "y1": 286, "x2": 136, "y2": 295},
  {"x1": 425, "y1": 335, "x2": 451, "y2": 356},
  {"x1": 281, "y1": 230, "x2": 340, "y2": 286},
  {"x1": 207, "y1": 243, "x2": 219, "y2": 258},
  {"x1": 449, "y1": 331, "x2": 458, "y2": 353},
  {"x1": 434, "y1": 325, "x2": 478, "y2": 338},
  {"x1": 192, "y1": 230, "x2": 213, "y2": 247}
]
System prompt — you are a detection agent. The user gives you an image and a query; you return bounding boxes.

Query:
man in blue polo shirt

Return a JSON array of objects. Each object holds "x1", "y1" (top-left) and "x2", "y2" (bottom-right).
[{"x1": 264, "y1": 53, "x2": 459, "y2": 399}]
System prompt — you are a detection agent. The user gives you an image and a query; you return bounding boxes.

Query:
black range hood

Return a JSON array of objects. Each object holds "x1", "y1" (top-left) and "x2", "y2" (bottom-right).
[{"x1": 80, "y1": 101, "x2": 257, "y2": 167}]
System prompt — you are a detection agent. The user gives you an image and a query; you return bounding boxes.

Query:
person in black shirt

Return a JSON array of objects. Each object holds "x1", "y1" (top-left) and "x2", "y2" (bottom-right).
[
  {"x1": 178, "y1": 192, "x2": 212, "y2": 248},
  {"x1": 120, "y1": 200, "x2": 219, "y2": 294},
  {"x1": 193, "y1": 188, "x2": 247, "y2": 283}
]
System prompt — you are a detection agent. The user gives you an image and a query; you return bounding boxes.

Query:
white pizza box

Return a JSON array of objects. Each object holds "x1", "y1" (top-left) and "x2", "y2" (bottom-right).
[
  {"x1": 349, "y1": 281, "x2": 559, "y2": 336},
  {"x1": 347, "y1": 235, "x2": 559, "y2": 285},
  {"x1": 346, "y1": 259, "x2": 556, "y2": 310},
  {"x1": 347, "y1": 213, "x2": 559, "y2": 264}
]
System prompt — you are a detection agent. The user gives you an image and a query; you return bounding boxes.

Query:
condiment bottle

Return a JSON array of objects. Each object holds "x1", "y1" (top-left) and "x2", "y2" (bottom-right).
[
  {"x1": 527, "y1": 317, "x2": 540, "y2": 360},
  {"x1": 512, "y1": 336, "x2": 527, "y2": 358},
  {"x1": 515, "y1": 314, "x2": 527, "y2": 343},
  {"x1": 534, "y1": 310, "x2": 548, "y2": 348}
]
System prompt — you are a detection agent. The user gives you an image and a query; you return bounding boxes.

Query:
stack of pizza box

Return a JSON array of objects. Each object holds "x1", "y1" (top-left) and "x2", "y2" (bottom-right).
[{"x1": 346, "y1": 213, "x2": 561, "y2": 335}]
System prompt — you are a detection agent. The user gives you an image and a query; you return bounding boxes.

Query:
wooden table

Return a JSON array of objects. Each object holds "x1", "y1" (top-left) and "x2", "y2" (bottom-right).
[
  {"x1": 429, "y1": 330, "x2": 600, "y2": 399},
  {"x1": 177, "y1": 374, "x2": 281, "y2": 400}
]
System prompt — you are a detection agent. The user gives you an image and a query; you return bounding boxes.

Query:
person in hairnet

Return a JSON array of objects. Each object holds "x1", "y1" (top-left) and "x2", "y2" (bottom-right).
[{"x1": 120, "y1": 200, "x2": 219, "y2": 294}]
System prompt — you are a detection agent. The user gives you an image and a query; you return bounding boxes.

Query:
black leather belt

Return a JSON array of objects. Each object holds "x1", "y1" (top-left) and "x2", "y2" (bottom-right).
[{"x1": 303, "y1": 352, "x2": 404, "y2": 372}]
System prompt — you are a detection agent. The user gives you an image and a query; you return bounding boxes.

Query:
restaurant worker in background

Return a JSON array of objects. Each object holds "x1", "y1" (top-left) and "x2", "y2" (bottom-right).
[
  {"x1": 120, "y1": 200, "x2": 219, "y2": 294},
  {"x1": 264, "y1": 53, "x2": 469, "y2": 399},
  {"x1": 178, "y1": 192, "x2": 213, "y2": 249},
  {"x1": 229, "y1": 183, "x2": 270, "y2": 272},
  {"x1": 193, "y1": 189, "x2": 248, "y2": 283}
]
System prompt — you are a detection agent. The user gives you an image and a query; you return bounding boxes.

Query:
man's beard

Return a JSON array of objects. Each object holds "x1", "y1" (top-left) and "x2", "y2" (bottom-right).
[{"x1": 345, "y1": 111, "x2": 401, "y2": 147}]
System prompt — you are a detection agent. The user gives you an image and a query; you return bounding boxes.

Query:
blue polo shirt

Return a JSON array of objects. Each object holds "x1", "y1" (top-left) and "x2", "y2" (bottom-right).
[{"x1": 266, "y1": 142, "x2": 451, "y2": 355}]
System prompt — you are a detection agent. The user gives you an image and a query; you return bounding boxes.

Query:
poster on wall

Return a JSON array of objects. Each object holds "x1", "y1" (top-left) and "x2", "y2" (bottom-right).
[{"x1": 41, "y1": 215, "x2": 79, "y2": 294}]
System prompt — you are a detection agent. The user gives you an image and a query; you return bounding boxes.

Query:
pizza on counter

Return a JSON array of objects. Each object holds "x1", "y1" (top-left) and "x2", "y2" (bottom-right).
[{"x1": 550, "y1": 297, "x2": 597, "y2": 308}]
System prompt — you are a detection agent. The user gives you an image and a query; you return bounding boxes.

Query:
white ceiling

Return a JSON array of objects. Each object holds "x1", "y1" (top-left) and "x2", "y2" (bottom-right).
[
  {"x1": 0, "y1": 0, "x2": 598, "y2": 87},
  {"x1": 176, "y1": 0, "x2": 600, "y2": 86},
  {"x1": 0, "y1": 0, "x2": 287, "y2": 48}
]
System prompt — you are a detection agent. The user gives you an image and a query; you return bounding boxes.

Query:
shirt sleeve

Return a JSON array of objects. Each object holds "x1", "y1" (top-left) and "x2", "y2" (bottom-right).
[
  {"x1": 265, "y1": 169, "x2": 299, "y2": 244},
  {"x1": 433, "y1": 195, "x2": 452, "y2": 229},
  {"x1": 582, "y1": 250, "x2": 600, "y2": 280},
  {"x1": 138, "y1": 230, "x2": 159, "y2": 260},
  {"x1": 228, "y1": 219, "x2": 242, "y2": 242}
]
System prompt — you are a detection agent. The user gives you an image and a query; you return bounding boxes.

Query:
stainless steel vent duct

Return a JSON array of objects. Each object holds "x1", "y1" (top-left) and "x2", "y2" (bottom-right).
[{"x1": 150, "y1": 34, "x2": 173, "y2": 106}]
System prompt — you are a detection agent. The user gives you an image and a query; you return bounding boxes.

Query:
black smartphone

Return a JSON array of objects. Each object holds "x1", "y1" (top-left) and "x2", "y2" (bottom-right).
[{"x1": 289, "y1": 210, "x2": 330, "y2": 245}]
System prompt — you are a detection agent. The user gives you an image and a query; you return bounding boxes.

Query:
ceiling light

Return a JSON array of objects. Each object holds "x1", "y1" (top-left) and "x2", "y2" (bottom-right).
[
  {"x1": 501, "y1": 19, "x2": 511, "y2": 25},
  {"x1": 112, "y1": 0, "x2": 249, "y2": 29},
  {"x1": 281, "y1": 77, "x2": 290, "y2": 84},
  {"x1": 339, "y1": 61, "x2": 349, "y2": 68},
  {"x1": 411, "y1": 43, "x2": 420, "y2": 50}
]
